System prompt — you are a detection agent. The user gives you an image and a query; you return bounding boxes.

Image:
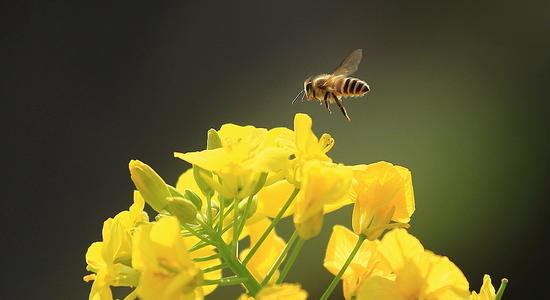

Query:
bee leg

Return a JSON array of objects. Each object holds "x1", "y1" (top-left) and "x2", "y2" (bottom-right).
[
  {"x1": 334, "y1": 95, "x2": 351, "y2": 121},
  {"x1": 324, "y1": 92, "x2": 332, "y2": 113}
]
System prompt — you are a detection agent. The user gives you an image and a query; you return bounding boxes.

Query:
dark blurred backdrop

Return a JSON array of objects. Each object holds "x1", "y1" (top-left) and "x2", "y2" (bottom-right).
[{"x1": 3, "y1": 1, "x2": 550, "y2": 299}]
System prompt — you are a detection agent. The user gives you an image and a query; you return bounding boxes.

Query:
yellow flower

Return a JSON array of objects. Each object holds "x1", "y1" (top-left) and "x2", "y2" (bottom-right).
[
  {"x1": 294, "y1": 160, "x2": 352, "y2": 239},
  {"x1": 470, "y1": 275, "x2": 496, "y2": 300},
  {"x1": 351, "y1": 161, "x2": 415, "y2": 240},
  {"x1": 240, "y1": 218, "x2": 286, "y2": 283},
  {"x1": 84, "y1": 192, "x2": 147, "y2": 300},
  {"x1": 286, "y1": 113, "x2": 333, "y2": 186},
  {"x1": 324, "y1": 226, "x2": 391, "y2": 299},
  {"x1": 132, "y1": 217, "x2": 203, "y2": 300},
  {"x1": 356, "y1": 229, "x2": 470, "y2": 300},
  {"x1": 175, "y1": 124, "x2": 292, "y2": 200}
]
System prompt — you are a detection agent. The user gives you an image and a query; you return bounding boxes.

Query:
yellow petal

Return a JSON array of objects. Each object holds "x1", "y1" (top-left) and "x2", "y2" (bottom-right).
[
  {"x1": 101, "y1": 218, "x2": 130, "y2": 263},
  {"x1": 174, "y1": 148, "x2": 230, "y2": 172},
  {"x1": 253, "y1": 147, "x2": 291, "y2": 173},
  {"x1": 150, "y1": 216, "x2": 180, "y2": 246},
  {"x1": 256, "y1": 283, "x2": 308, "y2": 300},
  {"x1": 375, "y1": 229, "x2": 470, "y2": 300},
  {"x1": 240, "y1": 219, "x2": 286, "y2": 282},
  {"x1": 392, "y1": 166, "x2": 415, "y2": 222},
  {"x1": 85, "y1": 242, "x2": 106, "y2": 272},
  {"x1": 176, "y1": 168, "x2": 205, "y2": 199},
  {"x1": 293, "y1": 113, "x2": 331, "y2": 162},
  {"x1": 419, "y1": 251, "x2": 470, "y2": 299},
  {"x1": 323, "y1": 225, "x2": 378, "y2": 279},
  {"x1": 257, "y1": 180, "x2": 296, "y2": 218},
  {"x1": 471, "y1": 274, "x2": 496, "y2": 300},
  {"x1": 133, "y1": 217, "x2": 202, "y2": 300},
  {"x1": 377, "y1": 229, "x2": 424, "y2": 272},
  {"x1": 217, "y1": 124, "x2": 267, "y2": 150},
  {"x1": 294, "y1": 161, "x2": 352, "y2": 239},
  {"x1": 89, "y1": 271, "x2": 114, "y2": 300},
  {"x1": 356, "y1": 276, "x2": 401, "y2": 300}
]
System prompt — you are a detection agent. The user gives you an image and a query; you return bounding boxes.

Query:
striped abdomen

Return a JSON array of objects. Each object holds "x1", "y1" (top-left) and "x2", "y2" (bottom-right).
[{"x1": 334, "y1": 77, "x2": 369, "y2": 98}]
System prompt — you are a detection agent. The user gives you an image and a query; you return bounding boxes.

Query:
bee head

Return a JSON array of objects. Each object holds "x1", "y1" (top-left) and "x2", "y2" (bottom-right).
[{"x1": 303, "y1": 76, "x2": 313, "y2": 100}]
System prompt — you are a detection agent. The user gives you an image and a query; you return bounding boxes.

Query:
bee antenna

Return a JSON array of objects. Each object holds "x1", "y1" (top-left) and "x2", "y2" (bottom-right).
[{"x1": 291, "y1": 89, "x2": 305, "y2": 104}]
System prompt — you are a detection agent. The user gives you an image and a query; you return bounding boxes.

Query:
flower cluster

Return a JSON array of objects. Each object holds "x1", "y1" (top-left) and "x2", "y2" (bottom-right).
[{"x1": 83, "y1": 113, "x2": 507, "y2": 300}]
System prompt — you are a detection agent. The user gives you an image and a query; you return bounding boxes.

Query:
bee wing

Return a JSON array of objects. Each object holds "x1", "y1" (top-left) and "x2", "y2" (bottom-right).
[{"x1": 332, "y1": 49, "x2": 363, "y2": 76}]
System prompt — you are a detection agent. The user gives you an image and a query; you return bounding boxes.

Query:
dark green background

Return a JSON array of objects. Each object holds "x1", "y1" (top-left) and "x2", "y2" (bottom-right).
[{"x1": 4, "y1": 1, "x2": 549, "y2": 299}]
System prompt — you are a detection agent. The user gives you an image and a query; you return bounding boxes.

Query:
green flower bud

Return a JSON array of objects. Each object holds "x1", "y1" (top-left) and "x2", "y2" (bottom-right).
[
  {"x1": 166, "y1": 196, "x2": 197, "y2": 224},
  {"x1": 183, "y1": 189, "x2": 203, "y2": 210},
  {"x1": 167, "y1": 185, "x2": 203, "y2": 211},
  {"x1": 193, "y1": 165, "x2": 214, "y2": 197},
  {"x1": 207, "y1": 128, "x2": 223, "y2": 150},
  {"x1": 238, "y1": 195, "x2": 258, "y2": 219},
  {"x1": 129, "y1": 160, "x2": 170, "y2": 213}
]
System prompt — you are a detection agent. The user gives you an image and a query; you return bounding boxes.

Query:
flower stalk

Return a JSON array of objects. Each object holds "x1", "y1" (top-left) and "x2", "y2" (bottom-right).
[
  {"x1": 242, "y1": 188, "x2": 299, "y2": 266},
  {"x1": 320, "y1": 233, "x2": 366, "y2": 300}
]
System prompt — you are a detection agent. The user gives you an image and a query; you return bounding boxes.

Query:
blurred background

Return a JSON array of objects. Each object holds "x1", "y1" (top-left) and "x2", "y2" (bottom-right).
[{"x1": 3, "y1": 0, "x2": 550, "y2": 299}]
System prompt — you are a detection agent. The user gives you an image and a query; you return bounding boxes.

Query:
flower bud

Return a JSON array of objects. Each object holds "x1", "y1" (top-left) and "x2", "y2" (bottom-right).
[
  {"x1": 238, "y1": 195, "x2": 258, "y2": 219},
  {"x1": 193, "y1": 165, "x2": 214, "y2": 198},
  {"x1": 166, "y1": 196, "x2": 198, "y2": 224},
  {"x1": 129, "y1": 160, "x2": 171, "y2": 213},
  {"x1": 183, "y1": 189, "x2": 203, "y2": 210},
  {"x1": 207, "y1": 128, "x2": 223, "y2": 150},
  {"x1": 167, "y1": 185, "x2": 203, "y2": 211}
]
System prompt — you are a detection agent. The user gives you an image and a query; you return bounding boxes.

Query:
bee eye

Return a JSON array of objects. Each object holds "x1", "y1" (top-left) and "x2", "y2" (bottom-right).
[{"x1": 306, "y1": 83, "x2": 312, "y2": 91}]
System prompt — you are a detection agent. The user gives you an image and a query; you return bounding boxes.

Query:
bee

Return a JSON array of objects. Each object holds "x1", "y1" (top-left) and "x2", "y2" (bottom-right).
[{"x1": 293, "y1": 49, "x2": 370, "y2": 121}]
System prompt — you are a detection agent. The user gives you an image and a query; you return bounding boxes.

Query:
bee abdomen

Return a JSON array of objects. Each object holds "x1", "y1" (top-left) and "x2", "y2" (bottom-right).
[{"x1": 338, "y1": 77, "x2": 369, "y2": 97}]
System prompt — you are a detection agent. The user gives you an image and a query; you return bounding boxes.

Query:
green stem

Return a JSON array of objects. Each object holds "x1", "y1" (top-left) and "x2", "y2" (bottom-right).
[
  {"x1": 215, "y1": 236, "x2": 262, "y2": 295},
  {"x1": 232, "y1": 198, "x2": 239, "y2": 254},
  {"x1": 206, "y1": 193, "x2": 212, "y2": 224},
  {"x1": 180, "y1": 222, "x2": 214, "y2": 245},
  {"x1": 261, "y1": 230, "x2": 298, "y2": 285},
  {"x1": 320, "y1": 234, "x2": 366, "y2": 300},
  {"x1": 236, "y1": 195, "x2": 254, "y2": 243},
  {"x1": 196, "y1": 217, "x2": 262, "y2": 295},
  {"x1": 243, "y1": 188, "x2": 299, "y2": 266},
  {"x1": 217, "y1": 196, "x2": 226, "y2": 232},
  {"x1": 495, "y1": 278, "x2": 509, "y2": 300},
  {"x1": 277, "y1": 237, "x2": 304, "y2": 284}
]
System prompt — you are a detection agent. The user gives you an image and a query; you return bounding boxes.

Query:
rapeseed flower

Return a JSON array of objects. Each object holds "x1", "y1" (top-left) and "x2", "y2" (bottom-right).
[
  {"x1": 351, "y1": 161, "x2": 415, "y2": 240},
  {"x1": 132, "y1": 217, "x2": 203, "y2": 300},
  {"x1": 83, "y1": 191, "x2": 147, "y2": 300},
  {"x1": 356, "y1": 229, "x2": 470, "y2": 300},
  {"x1": 285, "y1": 113, "x2": 333, "y2": 186},
  {"x1": 324, "y1": 225, "x2": 391, "y2": 299},
  {"x1": 175, "y1": 125, "x2": 292, "y2": 200},
  {"x1": 293, "y1": 160, "x2": 352, "y2": 239}
]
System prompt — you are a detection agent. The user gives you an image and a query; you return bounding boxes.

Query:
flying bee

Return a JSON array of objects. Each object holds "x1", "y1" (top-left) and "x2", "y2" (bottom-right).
[{"x1": 293, "y1": 49, "x2": 369, "y2": 121}]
